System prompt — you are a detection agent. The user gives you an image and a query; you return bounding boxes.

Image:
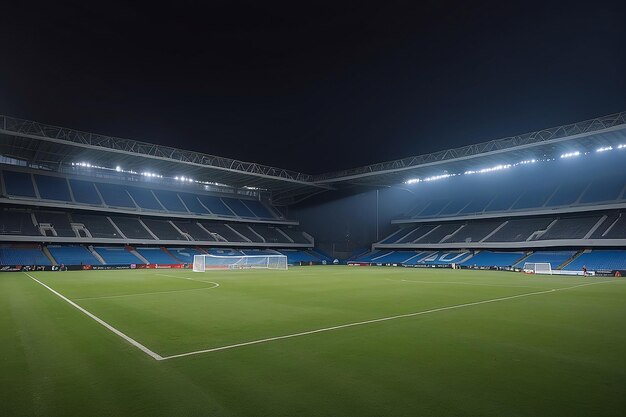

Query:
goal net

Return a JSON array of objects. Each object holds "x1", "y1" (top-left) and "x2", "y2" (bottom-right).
[
  {"x1": 193, "y1": 254, "x2": 288, "y2": 272},
  {"x1": 522, "y1": 262, "x2": 552, "y2": 275}
]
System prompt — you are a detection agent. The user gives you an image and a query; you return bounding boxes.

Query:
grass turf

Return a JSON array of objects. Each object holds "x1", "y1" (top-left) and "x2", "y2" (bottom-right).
[{"x1": 1, "y1": 266, "x2": 625, "y2": 416}]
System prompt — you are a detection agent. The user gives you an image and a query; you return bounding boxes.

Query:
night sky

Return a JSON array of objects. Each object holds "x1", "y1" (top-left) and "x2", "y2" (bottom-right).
[{"x1": 1, "y1": 1, "x2": 625, "y2": 174}]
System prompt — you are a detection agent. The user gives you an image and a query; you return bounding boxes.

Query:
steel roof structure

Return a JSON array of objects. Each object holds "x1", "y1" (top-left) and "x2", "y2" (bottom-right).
[{"x1": 1, "y1": 111, "x2": 625, "y2": 204}]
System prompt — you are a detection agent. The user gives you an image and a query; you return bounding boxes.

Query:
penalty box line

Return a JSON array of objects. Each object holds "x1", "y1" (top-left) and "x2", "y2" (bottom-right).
[
  {"x1": 160, "y1": 280, "x2": 616, "y2": 361},
  {"x1": 23, "y1": 272, "x2": 165, "y2": 361}
]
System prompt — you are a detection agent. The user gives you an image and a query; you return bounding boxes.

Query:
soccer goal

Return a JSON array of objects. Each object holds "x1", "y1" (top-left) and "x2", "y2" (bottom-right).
[
  {"x1": 522, "y1": 262, "x2": 552, "y2": 275},
  {"x1": 193, "y1": 254, "x2": 288, "y2": 272}
]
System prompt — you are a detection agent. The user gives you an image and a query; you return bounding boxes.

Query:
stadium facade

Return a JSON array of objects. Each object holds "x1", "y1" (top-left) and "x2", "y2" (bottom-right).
[{"x1": 1, "y1": 111, "x2": 625, "y2": 273}]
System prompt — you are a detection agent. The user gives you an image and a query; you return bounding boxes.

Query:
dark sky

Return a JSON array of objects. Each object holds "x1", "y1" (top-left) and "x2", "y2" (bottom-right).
[{"x1": 1, "y1": 1, "x2": 625, "y2": 174}]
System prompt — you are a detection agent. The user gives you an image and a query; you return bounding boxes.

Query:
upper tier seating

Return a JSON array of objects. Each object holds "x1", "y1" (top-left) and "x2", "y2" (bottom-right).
[
  {"x1": 109, "y1": 217, "x2": 154, "y2": 239},
  {"x1": 172, "y1": 221, "x2": 215, "y2": 241},
  {"x1": 96, "y1": 183, "x2": 136, "y2": 208},
  {"x1": 485, "y1": 217, "x2": 553, "y2": 242},
  {"x1": 126, "y1": 186, "x2": 162, "y2": 210},
  {"x1": 3, "y1": 171, "x2": 36, "y2": 197},
  {"x1": 140, "y1": 219, "x2": 186, "y2": 240},
  {"x1": 34, "y1": 175, "x2": 72, "y2": 201},
  {"x1": 68, "y1": 179, "x2": 102, "y2": 205},
  {"x1": 222, "y1": 197, "x2": 256, "y2": 217},
  {"x1": 279, "y1": 227, "x2": 311, "y2": 244},
  {"x1": 201, "y1": 223, "x2": 247, "y2": 242},
  {"x1": 398, "y1": 153, "x2": 626, "y2": 220},
  {"x1": 1, "y1": 170, "x2": 281, "y2": 221},
  {"x1": 227, "y1": 223, "x2": 264, "y2": 242},
  {"x1": 48, "y1": 245, "x2": 101, "y2": 265},
  {"x1": 538, "y1": 215, "x2": 602, "y2": 240},
  {"x1": 444, "y1": 220, "x2": 503, "y2": 243},
  {"x1": 70, "y1": 214, "x2": 121, "y2": 238},
  {"x1": 0, "y1": 245, "x2": 51, "y2": 265},
  {"x1": 34, "y1": 211, "x2": 75, "y2": 237},
  {"x1": 249, "y1": 224, "x2": 290, "y2": 243},
  {"x1": 0, "y1": 210, "x2": 40, "y2": 235}
]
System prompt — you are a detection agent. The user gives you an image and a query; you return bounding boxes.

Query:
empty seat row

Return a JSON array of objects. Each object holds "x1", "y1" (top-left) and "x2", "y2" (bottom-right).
[{"x1": 1, "y1": 170, "x2": 278, "y2": 220}]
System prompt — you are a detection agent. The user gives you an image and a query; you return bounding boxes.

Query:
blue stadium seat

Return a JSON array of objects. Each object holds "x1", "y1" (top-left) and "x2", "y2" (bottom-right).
[
  {"x1": 564, "y1": 250, "x2": 626, "y2": 271},
  {"x1": 278, "y1": 250, "x2": 321, "y2": 263},
  {"x1": 167, "y1": 247, "x2": 203, "y2": 263},
  {"x1": 178, "y1": 193, "x2": 210, "y2": 214},
  {"x1": 153, "y1": 190, "x2": 187, "y2": 212},
  {"x1": 0, "y1": 245, "x2": 51, "y2": 265},
  {"x1": 3, "y1": 171, "x2": 36, "y2": 197},
  {"x1": 515, "y1": 251, "x2": 576, "y2": 268},
  {"x1": 461, "y1": 251, "x2": 525, "y2": 267},
  {"x1": 68, "y1": 179, "x2": 103, "y2": 205},
  {"x1": 154, "y1": 190, "x2": 187, "y2": 213},
  {"x1": 241, "y1": 200, "x2": 274, "y2": 218},
  {"x1": 126, "y1": 186, "x2": 163, "y2": 210},
  {"x1": 96, "y1": 183, "x2": 136, "y2": 208},
  {"x1": 48, "y1": 245, "x2": 102, "y2": 265},
  {"x1": 34, "y1": 175, "x2": 72, "y2": 201},
  {"x1": 94, "y1": 247, "x2": 143, "y2": 264},
  {"x1": 196, "y1": 195, "x2": 234, "y2": 216},
  {"x1": 135, "y1": 247, "x2": 179, "y2": 264},
  {"x1": 221, "y1": 197, "x2": 256, "y2": 217}
]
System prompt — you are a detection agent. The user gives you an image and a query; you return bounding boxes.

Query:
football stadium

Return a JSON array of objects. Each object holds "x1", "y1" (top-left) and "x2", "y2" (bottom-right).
[
  {"x1": 2, "y1": 3, "x2": 626, "y2": 417},
  {"x1": 1, "y1": 112, "x2": 626, "y2": 416}
]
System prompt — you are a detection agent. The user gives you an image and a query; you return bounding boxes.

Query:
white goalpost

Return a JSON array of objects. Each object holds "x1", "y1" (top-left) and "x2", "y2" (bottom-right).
[
  {"x1": 522, "y1": 262, "x2": 552, "y2": 275},
  {"x1": 193, "y1": 254, "x2": 288, "y2": 272}
]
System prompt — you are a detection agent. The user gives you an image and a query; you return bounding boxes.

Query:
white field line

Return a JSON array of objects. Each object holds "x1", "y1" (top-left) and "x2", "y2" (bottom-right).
[
  {"x1": 73, "y1": 282, "x2": 219, "y2": 301},
  {"x1": 160, "y1": 280, "x2": 617, "y2": 360},
  {"x1": 392, "y1": 279, "x2": 543, "y2": 289},
  {"x1": 23, "y1": 272, "x2": 164, "y2": 361},
  {"x1": 157, "y1": 273, "x2": 218, "y2": 284}
]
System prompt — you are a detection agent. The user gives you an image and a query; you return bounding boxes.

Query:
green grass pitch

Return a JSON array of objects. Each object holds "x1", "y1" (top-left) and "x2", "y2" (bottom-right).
[{"x1": 1, "y1": 266, "x2": 625, "y2": 416}]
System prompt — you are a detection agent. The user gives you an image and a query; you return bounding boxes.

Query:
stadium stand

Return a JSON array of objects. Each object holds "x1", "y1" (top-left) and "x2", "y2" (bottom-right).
[
  {"x1": 196, "y1": 195, "x2": 234, "y2": 216},
  {"x1": 201, "y1": 223, "x2": 247, "y2": 242},
  {"x1": 96, "y1": 183, "x2": 136, "y2": 208},
  {"x1": 461, "y1": 251, "x2": 525, "y2": 267},
  {"x1": 227, "y1": 223, "x2": 264, "y2": 242},
  {"x1": 140, "y1": 219, "x2": 186, "y2": 240},
  {"x1": 109, "y1": 217, "x2": 154, "y2": 239},
  {"x1": 0, "y1": 244, "x2": 51, "y2": 265},
  {"x1": 515, "y1": 251, "x2": 576, "y2": 269},
  {"x1": 485, "y1": 217, "x2": 553, "y2": 242},
  {"x1": 34, "y1": 211, "x2": 75, "y2": 237},
  {"x1": 0, "y1": 209, "x2": 40, "y2": 235},
  {"x1": 33, "y1": 175, "x2": 73, "y2": 201},
  {"x1": 222, "y1": 197, "x2": 256, "y2": 217},
  {"x1": 68, "y1": 179, "x2": 103, "y2": 205},
  {"x1": 178, "y1": 193, "x2": 209, "y2": 214},
  {"x1": 538, "y1": 215, "x2": 603, "y2": 240},
  {"x1": 94, "y1": 247, "x2": 142, "y2": 264},
  {"x1": 242, "y1": 200, "x2": 275, "y2": 218},
  {"x1": 3, "y1": 170, "x2": 37, "y2": 197},
  {"x1": 70, "y1": 214, "x2": 121, "y2": 238},
  {"x1": 564, "y1": 250, "x2": 626, "y2": 271},
  {"x1": 278, "y1": 249, "x2": 321, "y2": 264},
  {"x1": 172, "y1": 221, "x2": 215, "y2": 241},
  {"x1": 249, "y1": 224, "x2": 290, "y2": 243},
  {"x1": 166, "y1": 247, "x2": 204, "y2": 263},
  {"x1": 152, "y1": 190, "x2": 187, "y2": 212},
  {"x1": 126, "y1": 186, "x2": 163, "y2": 210},
  {"x1": 279, "y1": 227, "x2": 311, "y2": 244},
  {"x1": 48, "y1": 245, "x2": 102, "y2": 265},
  {"x1": 135, "y1": 247, "x2": 179, "y2": 264}
]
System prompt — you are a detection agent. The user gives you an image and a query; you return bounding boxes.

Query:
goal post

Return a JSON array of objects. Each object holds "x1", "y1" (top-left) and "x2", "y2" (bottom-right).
[
  {"x1": 193, "y1": 254, "x2": 288, "y2": 272},
  {"x1": 522, "y1": 262, "x2": 552, "y2": 275}
]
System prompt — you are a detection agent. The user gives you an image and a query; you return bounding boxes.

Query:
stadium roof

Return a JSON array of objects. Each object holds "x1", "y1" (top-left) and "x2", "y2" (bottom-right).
[{"x1": 1, "y1": 111, "x2": 625, "y2": 204}]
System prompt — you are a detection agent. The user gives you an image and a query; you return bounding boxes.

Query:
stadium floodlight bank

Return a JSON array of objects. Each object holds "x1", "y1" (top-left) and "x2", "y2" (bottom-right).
[
  {"x1": 193, "y1": 254, "x2": 288, "y2": 271},
  {"x1": 523, "y1": 262, "x2": 552, "y2": 275}
]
